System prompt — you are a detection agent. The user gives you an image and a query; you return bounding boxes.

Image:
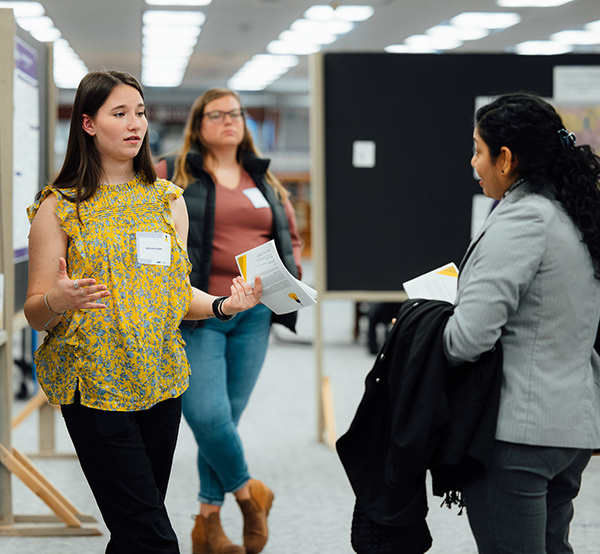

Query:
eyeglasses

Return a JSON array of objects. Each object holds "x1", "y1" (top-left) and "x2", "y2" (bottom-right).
[{"x1": 203, "y1": 109, "x2": 245, "y2": 123}]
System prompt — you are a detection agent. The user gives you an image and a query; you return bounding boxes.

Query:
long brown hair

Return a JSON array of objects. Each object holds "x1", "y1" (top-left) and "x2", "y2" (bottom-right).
[
  {"x1": 48, "y1": 70, "x2": 156, "y2": 211},
  {"x1": 173, "y1": 88, "x2": 288, "y2": 199}
]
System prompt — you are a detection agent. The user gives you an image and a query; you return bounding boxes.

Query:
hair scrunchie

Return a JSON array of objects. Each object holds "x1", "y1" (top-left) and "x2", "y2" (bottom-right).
[{"x1": 558, "y1": 128, "x2": 576, "y2": 149}]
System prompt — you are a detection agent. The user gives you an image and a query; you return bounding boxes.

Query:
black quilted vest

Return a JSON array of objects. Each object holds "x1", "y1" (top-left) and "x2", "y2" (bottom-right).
[{"x1": 160, "y1": 147, "x2": 299, "y2": 332}]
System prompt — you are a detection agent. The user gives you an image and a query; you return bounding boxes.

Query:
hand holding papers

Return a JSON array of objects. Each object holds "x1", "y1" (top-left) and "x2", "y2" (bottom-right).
[
  {"x1": 402, "y1": 263, "x2": 459, "y2": 304},
  {"x1": 236, "y1": 240, "x2": 317, "y2": 315}
]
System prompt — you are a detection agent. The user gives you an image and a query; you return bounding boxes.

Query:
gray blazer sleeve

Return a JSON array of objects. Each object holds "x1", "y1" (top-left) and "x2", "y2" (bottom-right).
[{"x1": 444, "y1": 198, "x2": 546, "y2": 364}]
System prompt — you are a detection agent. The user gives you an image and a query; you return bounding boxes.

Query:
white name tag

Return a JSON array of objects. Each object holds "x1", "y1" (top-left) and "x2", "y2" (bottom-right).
[
  {"x1": 243, "y1": 187, "x2": 270, "y2": 209},
  {"x1": 136, "y1": 231, "x2": 171, "y2": 266}
]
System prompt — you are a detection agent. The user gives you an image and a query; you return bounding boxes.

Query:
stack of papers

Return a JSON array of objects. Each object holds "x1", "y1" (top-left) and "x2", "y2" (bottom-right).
[
  {"x1": 402, "y1": 263, "x2": 458, "y2": 304},
  {"x1": 236, "y1": 240, "x2": 318, "y2": 315}
]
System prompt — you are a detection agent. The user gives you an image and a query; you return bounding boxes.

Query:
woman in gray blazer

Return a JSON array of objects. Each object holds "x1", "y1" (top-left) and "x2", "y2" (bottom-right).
[{"x1": 443, "y1": 93, "x2": 600, "y2": 554}]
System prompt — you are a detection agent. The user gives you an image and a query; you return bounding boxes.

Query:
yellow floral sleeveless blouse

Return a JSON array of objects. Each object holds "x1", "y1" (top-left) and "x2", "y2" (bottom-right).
[{"x1": 27, "y1": 175, "x2": 193, "y2": 411}]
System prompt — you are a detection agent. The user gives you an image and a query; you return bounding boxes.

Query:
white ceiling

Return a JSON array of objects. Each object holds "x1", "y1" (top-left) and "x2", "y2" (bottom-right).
[{"x1": 37, "y1": 0, "x2": 600, "y2": 106}]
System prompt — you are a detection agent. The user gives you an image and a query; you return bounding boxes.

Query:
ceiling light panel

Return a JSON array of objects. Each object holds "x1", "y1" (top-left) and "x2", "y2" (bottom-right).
[
  {"x1": 514, "y1": 40, "x2": 573, "y2": 55},
  {"x1": 551, "y1": 29, "x2": 600, "y2": 45},
  {"x1": 229, "y1": 4, "x2": 374, "y2": 91},
  {"x1": 304, "y1": 4, "x2": 374, "y2": 22},
  {"x1": 266, "y1": 40, "x2": 321, "y2": 56},
  {"x1": 386, "y1": 10, "x2": 520, "y2": 54},
  {"x1": 0, "y1": 1, "x2": 44, "y2": 17},
  {"x1": 291, "y1": 18, "x2": 355, "y2": 36},
  {"x1": 405, "y1": 34, "x2": 462, "y2": 51},
  {"x1": 141, "y1": 9, "x2": 205, "y2": 88},
  {"x1": 426, "y1": 24, "x2": 489, "y2": 41},
  {"x1": 142, "y1": 10, "x2": 205, "y2": 26},
  {"x1": 451, "y1": 12, "x2": 521, "y2": 30},
  {"x1": 279, "y1": 29, "x2": 337, "y2": 46},
  {"x1": 496, "y1": 0, "x2": 573, "y2": 6},
  {"x1": 145, "y1": 0, "x2": 211, "y2": 5},
  {"x1": 385, "y1": 44, "x2": 420, "y2": 53},
  {"x1": 586, "y1": 20, "x2": 600, "y2": 33}
]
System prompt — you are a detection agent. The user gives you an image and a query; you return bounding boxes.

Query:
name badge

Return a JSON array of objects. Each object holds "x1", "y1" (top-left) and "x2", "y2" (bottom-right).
[
  {"x1": 243, "y1": 187, "x2": 270, "y2": 209},
  {"x1": 136, "y1": 231, "x2": 171, "y2": 266}
]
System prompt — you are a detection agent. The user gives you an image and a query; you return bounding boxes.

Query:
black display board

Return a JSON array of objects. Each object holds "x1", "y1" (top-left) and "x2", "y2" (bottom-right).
[{"x1": 322, "y1": 53, "x2": 600, "y2": 292}]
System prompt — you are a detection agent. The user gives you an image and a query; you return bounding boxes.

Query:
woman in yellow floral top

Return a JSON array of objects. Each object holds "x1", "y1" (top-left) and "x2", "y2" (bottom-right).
[{"x1": 24, "y1": 70, "x2": 262, "y2": 554}]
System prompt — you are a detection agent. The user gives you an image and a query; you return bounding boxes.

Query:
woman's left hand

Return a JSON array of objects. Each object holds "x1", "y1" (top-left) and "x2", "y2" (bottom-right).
[{"x1": 222, "y1": 276, "x2": 263, "y2": 315}]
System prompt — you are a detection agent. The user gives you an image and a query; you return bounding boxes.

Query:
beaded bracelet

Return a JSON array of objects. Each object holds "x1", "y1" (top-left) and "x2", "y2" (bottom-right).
[{"x1": 212, "y1": 296, "x2": 235, "y2": 322}]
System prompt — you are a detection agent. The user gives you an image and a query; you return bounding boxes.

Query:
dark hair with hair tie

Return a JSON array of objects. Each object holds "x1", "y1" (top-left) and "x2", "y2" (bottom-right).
[{"x1": 476, "y1": 92, "x2": 600, "y2": 276}]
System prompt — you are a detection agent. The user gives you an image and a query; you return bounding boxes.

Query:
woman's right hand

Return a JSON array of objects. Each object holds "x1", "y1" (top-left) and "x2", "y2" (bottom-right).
[
  {"x1": 222, "y1": 276, "x2": 263, "y2": 315},
  {"x1": 46, "y1": 256, "x2": 111, "y2": 313}
]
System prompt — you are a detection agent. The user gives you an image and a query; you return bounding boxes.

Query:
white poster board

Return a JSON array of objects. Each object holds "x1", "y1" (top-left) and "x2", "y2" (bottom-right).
[{"x1": 12, "y1": 36, "x2": 40, "y2": 263}]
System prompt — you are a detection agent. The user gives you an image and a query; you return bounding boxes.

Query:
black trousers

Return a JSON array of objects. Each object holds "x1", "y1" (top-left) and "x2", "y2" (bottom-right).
[{"x1": 61, "y1": 393, "x2": 182, "y2": 554}]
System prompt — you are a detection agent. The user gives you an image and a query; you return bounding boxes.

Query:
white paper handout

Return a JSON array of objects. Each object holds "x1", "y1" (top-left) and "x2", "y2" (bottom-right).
[
  {"x1": 402, "y1": 263, "x2": 459, "y2": 304},
  {"x1": 236, "y1": 240, "x2": 317, "y2": 314}
]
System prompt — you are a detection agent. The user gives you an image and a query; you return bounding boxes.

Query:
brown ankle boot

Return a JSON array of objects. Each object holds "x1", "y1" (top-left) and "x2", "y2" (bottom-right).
[
  {"x1": 236, "y1": 479, "x2": 274, "y2": 554},
  {"x1": 191, "y1": 512, "x2": 246, "y2": 554}
]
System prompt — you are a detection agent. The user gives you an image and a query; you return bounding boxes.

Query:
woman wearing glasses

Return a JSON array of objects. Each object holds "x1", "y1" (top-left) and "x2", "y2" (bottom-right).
[{"x1": 156, "y1": 88, "x2": 302, "y2": 554}]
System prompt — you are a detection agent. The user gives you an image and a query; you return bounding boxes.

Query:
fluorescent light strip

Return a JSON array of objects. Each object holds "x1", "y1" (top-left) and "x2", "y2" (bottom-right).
[
  {"x1": 145, "y1": 0, "x2": 211, "y2": 5},
  {"x1": 450, "y1": 12, "x2": 521, "y2": 30},
  {"x1": 586, "y1": 20, "x2": 600, "y2": 33},
  {"x1": 0, "y1": 1, "x2": 44, "y2": 17},
  {"x1": 141, "y1": 10, "x2": 205, "y2": 87},
  {"x1": 387, "y1": 11, "x2": 520, "y2": 54},
  {"x1": 228, "y1": 54, "x2": 299, "y2": 91},
  {"x1": 513, "y1": 40, "x2": 573, "y2": 55},
  {"x1": 290, "y1": 18, "x2": 355, "y2": 36},
  {"x1": 279, "y1": 29, "x2": 337, "y2": 46},
  {"x1": 496, "y1": 0, "x2": 573, "y2": 6},
  {"x1": 304, "y1": 5, "x2": 373, "y2": 22},
  {"x1": 230, "y1": 4, "x2": 373, "y2": 91},
  {"x1": 405, "y1": 34, "x2": 462, "y2": 51},
  {"x1": 142, "y1": 10, "x2": 205, "y2": 25},
  {"x1": 551, "y1": 29, "x2": 600, "y2": 45},
  {"x1": 426, "y1": 24, "x2": 489, "y2": 41}
]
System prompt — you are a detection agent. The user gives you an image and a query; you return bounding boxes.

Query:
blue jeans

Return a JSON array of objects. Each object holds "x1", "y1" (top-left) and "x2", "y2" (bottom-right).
[
  {"x1": 463, "y1": 440, "x2": 592, "y2": 554},
  {"x1": 181, "y1": 303, "x2": 272, "y2": 505}
]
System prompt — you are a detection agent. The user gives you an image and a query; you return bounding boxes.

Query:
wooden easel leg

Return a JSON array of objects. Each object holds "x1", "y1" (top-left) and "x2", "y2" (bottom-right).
[
  {"x1": 11, "y1": 388, "x2": 76, "y2": 459},
  {"x1": 322, "y1": 376, "x2": 337, "y2": 448},
  {"x1": 0, "y1": 442, "x2": 101, "y2": 536},
  {"x1": 11, "y1": 388, "x2": 47, "y2": 430},
  {"x1": 11, "y1": 447, "x2": 95, "y2": 521}
]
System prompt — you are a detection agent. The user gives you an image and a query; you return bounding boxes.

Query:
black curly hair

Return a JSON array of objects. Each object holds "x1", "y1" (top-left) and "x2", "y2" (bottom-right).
[{"x1": 476, "y1": 92, "x2": 600, "y2": 277}]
